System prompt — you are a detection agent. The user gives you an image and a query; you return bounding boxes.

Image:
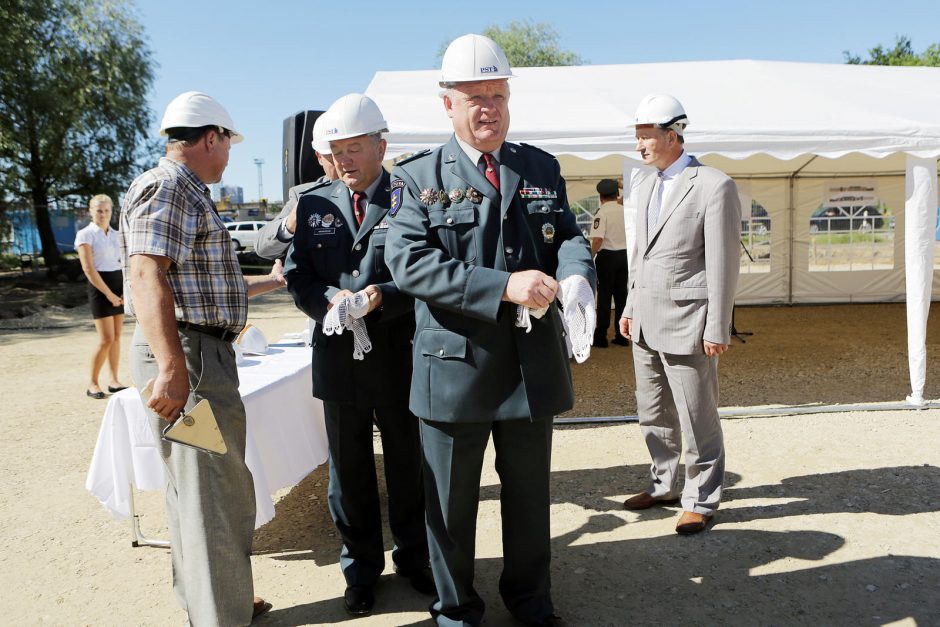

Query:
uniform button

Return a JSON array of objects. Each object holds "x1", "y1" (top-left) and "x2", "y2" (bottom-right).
[
  {"x1": 352, "y1": 270, "x2": 360, "y2": 278},
  {"x1": 503, "y1": 214, "x2": 508, "y2": 220},
  {"x1": 541, "y1": 206, "x2": 550, "y2": 213},
  {"x1": 438, "y1": 348, "x2": 444, "y2": 356},
  {"x1": 445, "y1": 217, "x2": 454, "y2": 225},
  {"x1": 316, "y1": 243, "x2": 323, "y2": 249},
  {"x1": 354, "y1": 243, "x2": 362, "y2": 251},
  {"x1": 505, "y1": 246, "x2": 514, "y2": 254}
]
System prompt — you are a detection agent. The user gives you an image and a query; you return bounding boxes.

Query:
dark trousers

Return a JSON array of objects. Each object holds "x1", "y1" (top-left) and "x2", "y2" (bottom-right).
[
  {"x1": 594, "y1": 248, "x2": 629, "y2": 342},
  {"x1": 419, "y1": 417, "x2": 555, "y2": 627},
  {"x1": 323, "y1": 401, "x2": 428, "y2": 586}
]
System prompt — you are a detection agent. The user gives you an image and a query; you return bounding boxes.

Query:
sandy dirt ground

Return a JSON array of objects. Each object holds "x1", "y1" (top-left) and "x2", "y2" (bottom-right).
[{"x1": 2, "y1": 292, "x2": 939, "y2": 626}]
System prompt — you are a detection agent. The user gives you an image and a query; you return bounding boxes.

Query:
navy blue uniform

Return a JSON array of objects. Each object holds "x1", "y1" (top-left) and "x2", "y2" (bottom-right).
[{"x1": 284, "y1": 170, "x2": 428, "y2": 587}]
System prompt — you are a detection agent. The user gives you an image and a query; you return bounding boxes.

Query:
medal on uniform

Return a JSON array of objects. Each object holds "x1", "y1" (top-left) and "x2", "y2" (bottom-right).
[
  {"x1": 419, "y1": 188, "x2": 437, "y2": 204},
  {"x1": 466, "y1": 187, "x2": 482, "y2": 203},
  {"x1": 438, "y1": 190, "x2": 450, "y2": 206},
  {"x1": 321, "y1": 213, "x2": 335, "y2": 227},
  {"x1": 542, "y1": 223, "x2": 555, "y2": 243},
  {"x1": 334, "y1": 217, "x2": 343, "y2": 227},
  {"x1": 449, "y1": 188, "x2": 465, "y2": 203},
  {"x1": 308, "y1": 213, "x2": 321, "y2": 227}
]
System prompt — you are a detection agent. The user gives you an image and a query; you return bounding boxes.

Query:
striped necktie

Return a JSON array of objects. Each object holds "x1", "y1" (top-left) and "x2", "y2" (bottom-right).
[{"x1": 647, "y1": 171, "x2": 666, "y2": 238}]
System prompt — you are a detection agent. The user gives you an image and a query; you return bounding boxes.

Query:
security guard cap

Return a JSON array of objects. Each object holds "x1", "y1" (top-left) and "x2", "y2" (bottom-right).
[
  {"x1": 439, "y1": 33, "x2": 514, "y2": 87},
  {"x1": 160, "y1": 91, "x2": 244, "y2": 144},
  {"x1": 322, "y1": 93, "x2": 388, "y2": 142},
  {"x1": 630, "y1": 93, "x2": 689, "y2": 136}
]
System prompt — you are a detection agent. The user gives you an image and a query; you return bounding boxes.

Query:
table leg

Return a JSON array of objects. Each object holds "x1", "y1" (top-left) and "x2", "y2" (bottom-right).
[{"x1": 128, "y1": 483, "x2": 170, "y2": 549}]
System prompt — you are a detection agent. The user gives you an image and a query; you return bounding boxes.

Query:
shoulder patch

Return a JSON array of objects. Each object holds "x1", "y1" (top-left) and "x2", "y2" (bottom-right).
[
  {"x1": 593, "y1": 218, "x2": 601, "y2": 230},
  {"x1": 389, "y1": 179, "x2": 405, "y2": 217},
  {"x1": 394, "y1": 149, "x2": 432, "y2": 167}
]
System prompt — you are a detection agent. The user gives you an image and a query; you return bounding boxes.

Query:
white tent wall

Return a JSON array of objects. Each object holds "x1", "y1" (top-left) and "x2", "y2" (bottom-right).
[{"x1": 367, "y1": 60, "x2": 940, "y2": 400}]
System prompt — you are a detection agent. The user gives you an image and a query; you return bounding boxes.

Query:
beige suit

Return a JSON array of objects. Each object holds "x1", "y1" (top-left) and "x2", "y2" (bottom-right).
[{"x1": 623, "y1": 156, "x2": 741, "y2": 514}]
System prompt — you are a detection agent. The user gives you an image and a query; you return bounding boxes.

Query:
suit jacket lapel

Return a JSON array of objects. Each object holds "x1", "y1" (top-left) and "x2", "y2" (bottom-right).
[
  {"x1": 646, "y1": 159, "x2": 700, "y2": 249},
  {"x1": 637, "y1": 173, "x2": 657, "y2": 249},
  {"x1": 353, "y1": 170, "x2": 390, "y2": 248},
  {"x1": 329, "y1": 184, "x2": 358, "y2": 239}
]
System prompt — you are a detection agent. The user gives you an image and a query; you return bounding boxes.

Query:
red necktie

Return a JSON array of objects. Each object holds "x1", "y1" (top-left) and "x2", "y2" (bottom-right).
[
  {"x1": 482, "y1": 153, "x2": 500, "y2": 191},
  {"x1": 353, "y1": 191, "x2": 366, "y2": 226}
]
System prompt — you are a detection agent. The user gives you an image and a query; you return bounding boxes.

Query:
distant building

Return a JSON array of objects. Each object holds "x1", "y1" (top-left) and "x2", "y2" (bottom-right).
[{"x1": 210, "y1": 183, "x2": 244, "y2": 205}]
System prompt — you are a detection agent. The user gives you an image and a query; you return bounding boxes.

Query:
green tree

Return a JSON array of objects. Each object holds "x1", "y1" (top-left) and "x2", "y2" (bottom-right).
[
  {"x1": 844, "y1": 35, "x2": 940, "y2": 66},
  {"x1": 439, "y1": 21, "x2": 584, "y2": 67},
  {"x1": 0, "y1": 0, "x2": 156, "y2": 268}
]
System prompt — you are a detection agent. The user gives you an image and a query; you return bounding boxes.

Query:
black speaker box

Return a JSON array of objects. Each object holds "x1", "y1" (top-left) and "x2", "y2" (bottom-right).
[{"x1": 282, "y1": 110, "x2": 325, "y2": 199}]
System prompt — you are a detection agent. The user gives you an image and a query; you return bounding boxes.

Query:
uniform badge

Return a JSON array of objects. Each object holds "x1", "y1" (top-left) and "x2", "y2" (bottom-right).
[
  {"x1": 466, "y1": 187, "x2": 482, "y2": 203},
  {"x1": 308, "y1": 213, "x2": 321, "y2": 227},
  {"x1": 334, "y1": 217, "x2": 343, "y2": 227},
  {"x1": 438, "y1": 190, "x2": 451, "y2": 206},
  {"x1": 419, "y1": 188, "x2": 437, "y2": 205},
  {"x1": 542, "y1": 223, "x2": 555, "y2": 243},
  {"x1": 375, "y1": 220, "x2": 390, "y2": 230},
  {"x1": 321, "y1": 213, "x2": 335, "y2": 227},
  {"x1": 593, "y1": 218, "x2": 600, "y2": 230},
  {"x1": 449, "y1": 188, "x2": 465, "y2": 203},
  {"x1": 390, "y1": 187, "x2": 403, "y2": 217}
]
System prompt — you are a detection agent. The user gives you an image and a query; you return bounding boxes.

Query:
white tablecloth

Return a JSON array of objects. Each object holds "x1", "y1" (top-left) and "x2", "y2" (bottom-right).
[{"x1": 85, "y1": 343, "x2": 328, "y2": 528}]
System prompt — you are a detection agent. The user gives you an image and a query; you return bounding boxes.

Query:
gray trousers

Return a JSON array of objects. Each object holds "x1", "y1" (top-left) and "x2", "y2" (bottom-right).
[
  {"x1": 632, "y1": 338, "x2": 725, "y2": 515},
  {"x1": 131, "y1": 325, "x2": 256, "y2": 627}
]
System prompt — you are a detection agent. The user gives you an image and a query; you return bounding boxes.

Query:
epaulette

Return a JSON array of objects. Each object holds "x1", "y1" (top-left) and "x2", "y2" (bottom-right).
[
  {"x1": 394, "y1": 149, "x2": 432, "y2": 166},
  {"x1": 295, "y1": 177, "x2": 333, "y2": 197},
  {"x1": 519, "y1": 142, "x2": 556, "y2": 159}
]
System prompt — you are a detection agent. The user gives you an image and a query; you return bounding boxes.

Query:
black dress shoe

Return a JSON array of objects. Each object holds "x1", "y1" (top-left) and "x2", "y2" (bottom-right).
[
  {"x1": 398, "y1": 566, "x2": 436, "y2": 595},
  {"x1": 519, "y1": 612, "x2": 564, "y2": 626},
  {"x1": 107, "y1": 385, "x2": 128, "y2": 393},
  {"x1": 611, "y1": 336, "x2": 631, "y2": 346},
  {"x1": 591, "y1": 339, "x2": 609, "y2": 348},
  {"x1": 344, "y1": 584, "x2": 374, "y2": 616},
  {"x1": 86, "y1": 389, "x2": 107, "y2": 400}
]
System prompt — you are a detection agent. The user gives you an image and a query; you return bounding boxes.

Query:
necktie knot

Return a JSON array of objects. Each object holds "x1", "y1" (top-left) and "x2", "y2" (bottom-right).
[
  {"x1": 353, "y1": 191, "x2": 367, "y2": 226},
  {"x1": 482, "y1": 153, "x2": 500, "y2": 191}
]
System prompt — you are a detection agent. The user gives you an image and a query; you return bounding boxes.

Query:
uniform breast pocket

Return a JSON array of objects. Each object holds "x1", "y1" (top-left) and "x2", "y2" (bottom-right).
[
  {"x1": 526, "y1": 200, "x2": 562, "y2": 245},
  {"x1": 370, "y1": 231, "x2": 390, "y2": 276},
  {"x1": 429, "y1": 206, "x2": 477, "y2": 262}
]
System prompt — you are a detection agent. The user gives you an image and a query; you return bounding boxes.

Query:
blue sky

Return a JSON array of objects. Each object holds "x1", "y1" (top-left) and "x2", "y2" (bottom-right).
[{"x1": 138, "y1": 0, "x2": 939, "y2": 201}]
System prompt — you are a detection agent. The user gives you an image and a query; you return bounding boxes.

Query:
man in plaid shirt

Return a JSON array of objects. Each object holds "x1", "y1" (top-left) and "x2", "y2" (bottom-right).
[{"x1": 121, "y1": 92, "x2": 283, "y2": 626}]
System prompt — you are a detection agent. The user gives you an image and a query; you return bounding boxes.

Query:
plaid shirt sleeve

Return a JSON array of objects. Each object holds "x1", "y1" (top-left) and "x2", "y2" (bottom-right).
[{"x1": 123, "y1": 175, "x2": 199, "y2": 268}]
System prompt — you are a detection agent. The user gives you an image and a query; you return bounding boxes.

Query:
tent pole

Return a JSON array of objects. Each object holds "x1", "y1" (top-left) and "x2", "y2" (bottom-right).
[
  {"x1": 786, "y1": 156, "x2": 817, "y2": 304},
  {"x1": 904, "y1": 156, "x2": 938, "y2": 406}
]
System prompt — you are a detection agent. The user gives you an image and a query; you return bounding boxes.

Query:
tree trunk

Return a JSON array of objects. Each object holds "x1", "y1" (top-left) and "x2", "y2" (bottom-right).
[{"x1": 31, "y1": 188, "x2": 61, "y2": 269}]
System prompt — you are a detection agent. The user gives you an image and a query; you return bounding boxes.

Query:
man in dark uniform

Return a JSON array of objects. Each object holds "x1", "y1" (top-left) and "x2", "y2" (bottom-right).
[
  {"x1": 384, "y1": 34, "x2": 596, "y2": 627},
  {"x1": 284, "y1": 93, "x2": 431, "y2": 616}
]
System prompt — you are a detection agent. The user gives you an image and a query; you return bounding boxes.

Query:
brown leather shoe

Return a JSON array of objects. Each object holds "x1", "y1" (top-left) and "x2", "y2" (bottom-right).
[
  {"x1": 623, "y1": 492, "x2": 680, "y2": 510},
  {"x1": 675, "y1": 511, "x2": 712, "y2": 535}
]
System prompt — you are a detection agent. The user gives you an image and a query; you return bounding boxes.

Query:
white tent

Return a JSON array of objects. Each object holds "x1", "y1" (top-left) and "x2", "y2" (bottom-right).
[{"x1": 365, "y1": 60, "x2": 940, "y2": 404}]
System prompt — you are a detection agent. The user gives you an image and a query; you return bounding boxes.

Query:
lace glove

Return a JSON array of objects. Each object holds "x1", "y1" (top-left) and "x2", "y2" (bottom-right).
[
  {"x1": 514, "y1": 305, "x2": 549, "y2": 333},
  {"x1": 558, "y1": 275, "x2": 596, "y2": 364}
]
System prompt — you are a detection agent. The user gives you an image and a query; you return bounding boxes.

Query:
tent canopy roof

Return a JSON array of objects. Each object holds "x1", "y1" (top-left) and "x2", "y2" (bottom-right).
[{"x1": 365, "y1": 59, "x2": 940, "y2": 164}]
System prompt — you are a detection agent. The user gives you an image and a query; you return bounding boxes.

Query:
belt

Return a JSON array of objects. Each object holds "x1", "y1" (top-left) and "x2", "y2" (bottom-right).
[{"x1": 176, "y1": 321, "x2": 239, "y2": 343}]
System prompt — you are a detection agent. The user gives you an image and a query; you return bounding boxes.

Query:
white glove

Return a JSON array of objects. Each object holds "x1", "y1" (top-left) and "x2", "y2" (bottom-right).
[
  {"x1": 321, "y1": 290, "x2": 373, "y2": 360},
  {"x1": 558, "y1": 275, "x2": 596, "y2": 364},
  {"x1": 514, "y1": 305, "x2": 548, "y2": 333}
]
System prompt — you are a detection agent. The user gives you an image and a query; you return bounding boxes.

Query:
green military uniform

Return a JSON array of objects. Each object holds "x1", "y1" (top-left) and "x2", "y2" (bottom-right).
[{"x1": 385, "y1": 135, "x2": 596, "y2": 626}]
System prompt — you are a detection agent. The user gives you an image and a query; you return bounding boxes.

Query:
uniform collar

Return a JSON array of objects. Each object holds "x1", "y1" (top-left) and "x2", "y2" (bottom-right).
[{"x1": 454, "y1": 135, "x2": 502, "y2": 167}]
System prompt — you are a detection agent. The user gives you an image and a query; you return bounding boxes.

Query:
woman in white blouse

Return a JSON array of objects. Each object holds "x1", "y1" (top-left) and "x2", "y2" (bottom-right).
[{"x1": 75, "y1": 194, "x2": 127, "y2": 399}]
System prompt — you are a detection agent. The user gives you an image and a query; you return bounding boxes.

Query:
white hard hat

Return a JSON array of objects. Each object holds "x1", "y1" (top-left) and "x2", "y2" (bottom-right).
[
  {"x1": 439, "y1": 33, "x2": 514, "y2": 87},
  {"x1": 159, "y1": 91, "x2": 244, "y2": 144},
  {"x1": 630, "y1": 94, "x2": 689, "y2": 135},
  {"x1": 312, "y1": 112, "x2": 332, "y2": 154},
  {"x1": 235, "y1": 323, "x2": 268, "y2": 355},
  {"x1": 322, "y1": 93, "x2": 388, "y2": 143}
]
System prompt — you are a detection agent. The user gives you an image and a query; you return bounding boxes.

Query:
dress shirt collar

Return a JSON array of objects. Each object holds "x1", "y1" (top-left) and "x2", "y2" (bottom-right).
[
  {"x1": 455, "y1": 135, "x2": 502, "y2": 167},
  {"x1": 658, "y1": 151, "x2": 692, "y2": 180},
  {"x1": 346, "y1": 172, "x2": 384, "y2": 203}
]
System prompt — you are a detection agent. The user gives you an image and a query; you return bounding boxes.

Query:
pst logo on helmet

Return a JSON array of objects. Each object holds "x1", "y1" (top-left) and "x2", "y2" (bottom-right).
[{"x1": 480, "y1": 65, "x2": 498, "y2": 73}]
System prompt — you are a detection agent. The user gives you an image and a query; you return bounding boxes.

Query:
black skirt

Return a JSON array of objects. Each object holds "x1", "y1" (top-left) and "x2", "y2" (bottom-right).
[{"x1": 88, "y1": 270, "x2": 124, "y2": 319}]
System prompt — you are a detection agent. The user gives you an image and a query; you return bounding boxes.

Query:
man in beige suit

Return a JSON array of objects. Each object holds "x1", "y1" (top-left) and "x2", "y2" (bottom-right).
[{"x1": 619, "y1": 94, "x2": 741, "y2": 534}]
